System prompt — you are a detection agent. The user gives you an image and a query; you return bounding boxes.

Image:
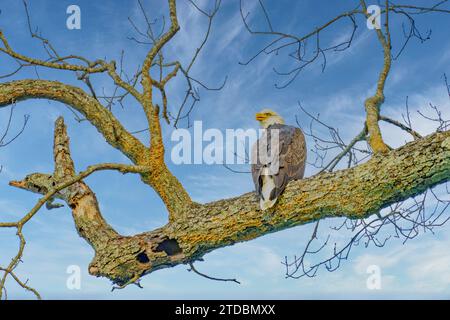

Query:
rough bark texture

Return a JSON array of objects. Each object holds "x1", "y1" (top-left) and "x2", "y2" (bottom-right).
[
  {"x1": 1, "y1": 0, "x2": 449, "y2": 291},
  {"x1": 0, "y1": 79, "x2": 192, "y2": 218},
  {"x1": 12, "y1": 118, "x2": 450, "y2": 286}
]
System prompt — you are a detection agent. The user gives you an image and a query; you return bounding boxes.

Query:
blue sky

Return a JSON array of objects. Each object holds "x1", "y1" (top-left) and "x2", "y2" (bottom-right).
[{"x1": 0, "y1": 0, "x2": 449, "y2": 299}]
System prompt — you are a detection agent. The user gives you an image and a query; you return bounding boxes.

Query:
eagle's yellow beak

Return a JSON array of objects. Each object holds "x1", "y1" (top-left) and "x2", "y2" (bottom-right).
[{"x1": 255, "y1": 113, "x2": 267, "y2": 121}]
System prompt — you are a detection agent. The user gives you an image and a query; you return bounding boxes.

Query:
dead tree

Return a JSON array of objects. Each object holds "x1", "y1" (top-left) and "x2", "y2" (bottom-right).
[{"x1": 0, "y1": 0, "x2": 449, "y2": 298}]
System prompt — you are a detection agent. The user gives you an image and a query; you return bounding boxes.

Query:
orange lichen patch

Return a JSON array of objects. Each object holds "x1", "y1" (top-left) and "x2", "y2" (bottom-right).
[{"x1": 364, "y1": 94, "x2": 390, "y2": 154}]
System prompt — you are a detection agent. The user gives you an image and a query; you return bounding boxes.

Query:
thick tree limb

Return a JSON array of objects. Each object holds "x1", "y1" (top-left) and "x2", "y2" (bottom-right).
[
  {"x1": 11, "y1": 117, "x2": 450, "y2": 286},
  {"x1": 0, "y1": 79, "x2": 192, "y2": 217},
  {"x1": 0, "y1": 79, "x2": 148, "y2": 163}
]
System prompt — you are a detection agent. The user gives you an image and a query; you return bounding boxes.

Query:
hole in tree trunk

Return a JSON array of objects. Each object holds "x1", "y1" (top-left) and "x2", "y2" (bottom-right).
[
  {"x1": 155, "y1": 238, "x2": 182, "y2": 256},
  {"x1": 136, "y1": 252, "x2": 150, "y2": 263}
]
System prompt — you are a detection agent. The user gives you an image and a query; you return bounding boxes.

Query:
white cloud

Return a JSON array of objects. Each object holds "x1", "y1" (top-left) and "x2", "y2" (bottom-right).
[{"x1": 381, "y1": 84, "x2": 450, "y2": 147}]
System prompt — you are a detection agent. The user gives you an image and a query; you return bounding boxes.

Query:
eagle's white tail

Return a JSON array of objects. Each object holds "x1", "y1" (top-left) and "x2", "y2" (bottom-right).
[{"x1": 260, "y1": 169, "x2": 276, "y2": 210}]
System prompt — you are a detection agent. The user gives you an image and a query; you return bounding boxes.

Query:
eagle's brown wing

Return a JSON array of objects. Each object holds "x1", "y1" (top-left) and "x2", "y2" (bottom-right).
[{"x1": 251, "y1": 124, "x2": 306, "y2": 201}]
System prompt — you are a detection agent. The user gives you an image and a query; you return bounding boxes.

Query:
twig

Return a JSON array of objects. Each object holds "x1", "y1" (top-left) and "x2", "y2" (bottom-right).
[{"x1": 188, "y1": 262, "x2": 240, "y2": 284}]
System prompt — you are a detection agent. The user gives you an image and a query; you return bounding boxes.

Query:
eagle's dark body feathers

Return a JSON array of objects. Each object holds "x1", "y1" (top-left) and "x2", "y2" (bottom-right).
[{"x1": 251, "y1": 123, "x2": 306, "y2": 209}]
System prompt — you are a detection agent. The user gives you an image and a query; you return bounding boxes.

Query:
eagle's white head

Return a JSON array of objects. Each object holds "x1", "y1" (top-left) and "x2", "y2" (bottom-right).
[{"x1": 255, "y1": 109, "x2": 285, "y2": 128}]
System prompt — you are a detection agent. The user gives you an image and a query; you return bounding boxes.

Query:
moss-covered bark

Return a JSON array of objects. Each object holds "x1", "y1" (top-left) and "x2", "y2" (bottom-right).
[{"x1": 12, "y1": 118, "x2": 450, "y2": 286}]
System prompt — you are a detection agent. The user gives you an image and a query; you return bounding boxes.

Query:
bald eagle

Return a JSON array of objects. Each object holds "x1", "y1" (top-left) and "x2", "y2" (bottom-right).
[{"x1": 251, "y1": 109, "x2": 307, "y2": 210}]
